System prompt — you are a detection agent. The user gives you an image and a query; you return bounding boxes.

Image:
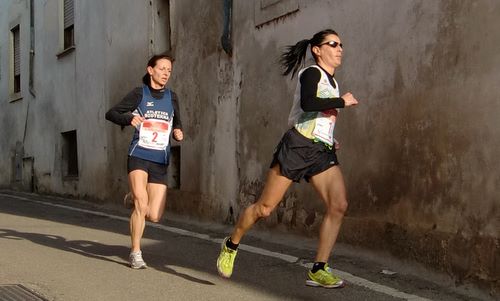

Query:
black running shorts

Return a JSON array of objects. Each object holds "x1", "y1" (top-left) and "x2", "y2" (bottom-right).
[
  {"x1": 127, "y1": 156, "x2": 168, "y2": 185},
  {"x1": 270, "y1": 128, "x2": 339, "y2": 182}
]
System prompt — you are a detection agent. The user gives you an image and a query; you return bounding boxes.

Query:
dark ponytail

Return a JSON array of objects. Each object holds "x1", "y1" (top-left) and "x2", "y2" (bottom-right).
[
  {"x1": 142, "y1": 53, "x2": 175, "y2": 86},
  {"x1": 280, "y1": 39, "x2": 310, "y2": 78},
  {"x1": 280, "y1": 29, "x2": 339, "y2": 78}
]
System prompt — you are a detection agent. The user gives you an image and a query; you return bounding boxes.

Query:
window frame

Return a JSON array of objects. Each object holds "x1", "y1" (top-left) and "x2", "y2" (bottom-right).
[
  {"x1": 10, "y1": 24, "x2": 22, "y2": 101},
  {"x1": 254, "y1": 0, "x2": 299, "y2": 28},
  {"x1": 61, "y1": 130, "x2": 79, "y2": 179},
  {"x1": 57, "y1": 0, "x2": 75, "y2": 58}
]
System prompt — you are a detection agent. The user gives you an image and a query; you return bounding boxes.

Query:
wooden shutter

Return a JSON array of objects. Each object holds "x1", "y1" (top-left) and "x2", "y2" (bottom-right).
[
  {"x1": 13, "y1": 26, "x2": 20, "y2": 76},
  {"x1": 64, "y1": 0, "x2": 74, "y2": 29}
]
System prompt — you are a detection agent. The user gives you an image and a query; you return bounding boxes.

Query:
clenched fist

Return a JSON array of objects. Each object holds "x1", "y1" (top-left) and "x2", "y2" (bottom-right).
[{"x1": 173, "y1": 129, "x2": 183, "y2": 141}]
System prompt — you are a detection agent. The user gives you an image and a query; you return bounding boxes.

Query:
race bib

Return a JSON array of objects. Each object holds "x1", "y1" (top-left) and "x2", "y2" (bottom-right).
[
  {"x1": 312, "y1": 110, "x2": 337, "y2": 146},
  {"x1": 138, "y1": 119, "x2": 172, "y2": 150}
]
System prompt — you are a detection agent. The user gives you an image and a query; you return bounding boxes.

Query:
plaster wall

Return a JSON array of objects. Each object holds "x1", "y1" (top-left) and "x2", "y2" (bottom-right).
[
  {"x1": 0, "y1": 0, "x2": 151, "y2": 200},
  {"x1": 166, "y1": 0, "x2": 240, "y2": 219},
  {"x1": 0, "y1": 1, "x2": 32, "y2": 187},
  {"x1": 1, "y1": 0, "x2": 498, "y2": 294},
  {"x1": 223, "y1": 0, "x2": 499, "y2": 293}
]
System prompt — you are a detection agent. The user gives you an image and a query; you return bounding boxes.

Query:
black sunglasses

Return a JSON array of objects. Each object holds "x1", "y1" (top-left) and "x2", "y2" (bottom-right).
[{"x1": 320, "y1": 41, "x2": 343, "y2": 49}]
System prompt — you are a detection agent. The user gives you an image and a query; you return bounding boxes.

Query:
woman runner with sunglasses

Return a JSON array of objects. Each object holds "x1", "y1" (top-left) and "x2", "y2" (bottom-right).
[
  {"x1": 106, "y1": 53, "x2": 183, "y2": 269},
  {"x1": 216, "y1": 29, "x2": 358, "y2": 288}
]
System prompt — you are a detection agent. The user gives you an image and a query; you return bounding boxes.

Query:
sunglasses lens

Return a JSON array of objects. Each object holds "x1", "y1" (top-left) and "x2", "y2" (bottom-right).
[{"x1": 321, "y1": 41, "x2": 343, "y2": 48}]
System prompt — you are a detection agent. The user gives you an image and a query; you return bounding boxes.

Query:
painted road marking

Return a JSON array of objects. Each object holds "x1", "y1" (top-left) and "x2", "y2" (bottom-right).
[{"x1": 1, "y1": 193, "x2": 432, "y2": 301}]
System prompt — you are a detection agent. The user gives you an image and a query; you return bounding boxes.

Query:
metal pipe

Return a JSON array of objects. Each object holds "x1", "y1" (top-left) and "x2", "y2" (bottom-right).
[{"x1": 221, "y1": 0, "x2": 232, "y2": 56}]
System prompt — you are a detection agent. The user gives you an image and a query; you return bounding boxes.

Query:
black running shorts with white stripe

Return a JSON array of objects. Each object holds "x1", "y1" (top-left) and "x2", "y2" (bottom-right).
[{"x1": 270, "y1": 128, "x2": 339, "y2": 183}]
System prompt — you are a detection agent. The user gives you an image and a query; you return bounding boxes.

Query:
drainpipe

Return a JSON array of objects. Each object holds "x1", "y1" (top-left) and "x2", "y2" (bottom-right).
[
  {"x1": 29, "y1": 0, "x2": 35, "y2": 97},
  {"x1": 221, "y1": 0, "x2": 232, "y2": 56}
]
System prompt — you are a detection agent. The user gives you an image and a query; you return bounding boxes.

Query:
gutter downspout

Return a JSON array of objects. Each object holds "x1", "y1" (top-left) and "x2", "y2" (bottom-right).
[{"x1": 221, "y1": 0, "x2": 232, "y2": 56}]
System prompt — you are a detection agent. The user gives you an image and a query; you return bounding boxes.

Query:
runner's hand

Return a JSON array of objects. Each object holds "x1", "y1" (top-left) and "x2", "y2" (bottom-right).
[
  {"x1": 342, "y1": 92, "x2": 359, "y2": 107},
  {"x1": 131, "y1": 115, "x2": 145, "y2": 128},
  {"x1": 173, "y1": 129, "x2": 183, "y2": 141}
]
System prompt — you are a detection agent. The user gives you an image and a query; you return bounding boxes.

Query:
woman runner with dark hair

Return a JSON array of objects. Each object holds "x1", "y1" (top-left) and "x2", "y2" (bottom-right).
[
  {"x1": 216, "y1": 29, "x2": 358, "y2": 288},
  {"x1": 106, "y1": 53, "x2": 183, "y2": 269}
]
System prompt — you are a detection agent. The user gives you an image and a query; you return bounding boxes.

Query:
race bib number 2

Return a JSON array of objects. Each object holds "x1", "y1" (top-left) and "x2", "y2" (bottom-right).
[{"x1": 138, "y1": 119, "x2": 172, "y2": 150}]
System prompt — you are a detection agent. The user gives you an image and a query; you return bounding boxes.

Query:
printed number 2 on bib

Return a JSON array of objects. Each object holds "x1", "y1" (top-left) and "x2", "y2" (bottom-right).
[{"x1": 138, "y1": 119, "x2": 171, "y2": 150}]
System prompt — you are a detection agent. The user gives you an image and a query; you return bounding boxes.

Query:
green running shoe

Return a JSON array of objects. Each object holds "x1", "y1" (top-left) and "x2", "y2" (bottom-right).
[
  {"x1": 306, "y1": 264, "x2": 345, "y2": 288},
  {"x1": 217, "y1": 237, "x2": 238, "y2": 278}
]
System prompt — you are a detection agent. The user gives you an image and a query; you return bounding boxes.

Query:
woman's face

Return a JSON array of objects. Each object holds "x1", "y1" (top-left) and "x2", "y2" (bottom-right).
[
  {"x1": 148, "y1": 58, "x2": 172, "y2": 89},
  {"x1": 314, "y1": 34, "x2": 343, "y2": 70}
]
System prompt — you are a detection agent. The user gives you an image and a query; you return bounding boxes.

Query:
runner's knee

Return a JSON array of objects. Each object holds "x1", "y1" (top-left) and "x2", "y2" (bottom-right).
[
  {"x1": 147, "y1": 212, "x2": 163, "y2": 223},
  {"x1": 326, "y1": 198, "x2": 348, "y2": 217},
  {"x1": 255, "y1": 203, "x2": 274, "y2": 218},
  {"x1": 133, "y1": 196, "x2": 149, "y2": 215}
]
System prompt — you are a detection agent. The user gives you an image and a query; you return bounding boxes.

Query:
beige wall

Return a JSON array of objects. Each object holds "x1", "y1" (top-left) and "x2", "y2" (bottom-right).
[
  {"x1": 168, "y1": 0, "x2": 499, "y2": 294},
  {"x1": 1, "y1": 0, "x2": 498, "y2": 295}
]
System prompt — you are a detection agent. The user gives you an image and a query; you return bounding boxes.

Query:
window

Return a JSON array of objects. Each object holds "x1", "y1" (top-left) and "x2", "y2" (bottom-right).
[
  {"x1": 12, "y1": 25, "x2": 21, "y2": 94},
  {"x1": 254, "y1": 0, "x2": 298, "y2": 27},
  {"x1": 29, "y1": 0, "x2": 36, "y2": 94},
  {"x1": 61, "y1": 130, "x2": 79, "y2": 178},
  {"x1": 63, "y1": 0, "x2": 74, "y2": 49}
]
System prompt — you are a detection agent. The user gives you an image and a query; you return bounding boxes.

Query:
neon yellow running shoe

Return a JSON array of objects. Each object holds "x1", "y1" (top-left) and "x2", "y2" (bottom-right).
[
  {"x1": 306, "y1": 264, "x2": 345, "y2": 288},
  {"x1": 217, "y1": 237, "x2": 238, "y2": 278}
]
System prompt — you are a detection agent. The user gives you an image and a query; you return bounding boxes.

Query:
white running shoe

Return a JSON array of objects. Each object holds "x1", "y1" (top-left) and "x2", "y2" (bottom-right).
[
  {"x1": 129, "y1": 251, "x2": 147, "y2": 269},
  {"x1": 123, "y1": 192, "x2": 134, "y2": 209}
]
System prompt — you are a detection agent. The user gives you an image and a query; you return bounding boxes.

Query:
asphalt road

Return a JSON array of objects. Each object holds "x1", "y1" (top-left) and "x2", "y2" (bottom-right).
[{"x1": 0, "y1": 191, "x2": 490, "y2": 301}]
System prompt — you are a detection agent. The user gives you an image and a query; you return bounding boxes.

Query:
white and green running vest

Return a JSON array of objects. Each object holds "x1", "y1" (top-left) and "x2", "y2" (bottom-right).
[{"x1": 288, "y1": 65, "x2": 339, "y2": 146}]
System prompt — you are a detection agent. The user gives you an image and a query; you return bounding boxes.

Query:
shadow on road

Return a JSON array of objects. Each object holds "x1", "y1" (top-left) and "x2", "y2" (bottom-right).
[
  {"x1": 0, "y1": 228, "x2": 129, "y2": 266},
  {"x1": 0, "y1": 228, "x2": 214, "y2": 286},
  {"x1": 152, "y1": 263, "x2": 214, "y2": 286}
]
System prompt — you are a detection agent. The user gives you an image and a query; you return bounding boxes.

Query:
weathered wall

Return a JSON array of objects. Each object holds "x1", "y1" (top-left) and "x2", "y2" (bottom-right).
[
  {"x1": 102, "y1": 0, "x2": 154, "y2": 200},
  {"x1": 228, "y1": 0, "x2": 499, "y2": 294},
  {"x1": 1, "y1": 0, "x2": 498, "y2": 294},
  {"x1": 336, "y1": 2, "x2": 500, "y2": 294},
  {"x1": 0, "y1": 0, "x2": 150, "y2": 200},
  {"x1": 165, "y1": 0, "x2": 240, "y2": 220},
  {"x1": 0, "y1": 1, "x2": 31, "y2": 189}
]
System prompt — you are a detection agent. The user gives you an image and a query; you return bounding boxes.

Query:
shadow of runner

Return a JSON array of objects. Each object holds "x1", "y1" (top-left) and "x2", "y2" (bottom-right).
[
  {"x1": 0, "y1": 228, "x2": 215, "y2": 286},
  {"x1": 0, "y1": 228, "x2": 129, "y2": 267},
  {"x1": 150, "y1": 261, "x2": 215, "y2": 286}
]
